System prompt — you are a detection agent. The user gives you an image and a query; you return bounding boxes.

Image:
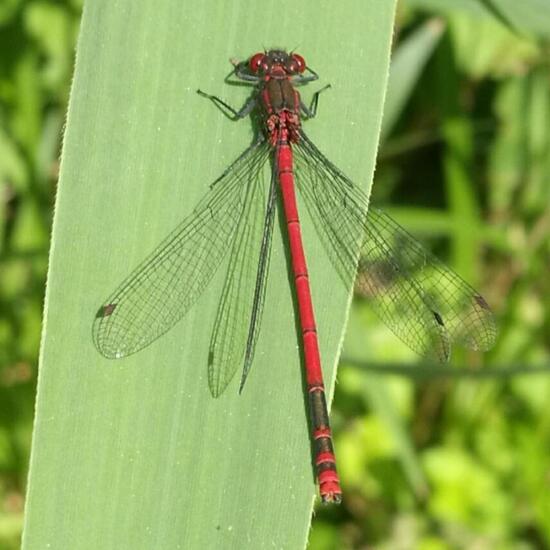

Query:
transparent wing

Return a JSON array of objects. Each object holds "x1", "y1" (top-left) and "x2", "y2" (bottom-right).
[
  {"x1": 208, "y1": 170, "x2": 276, "y2": 397},
  {"x1": 93, "y1": 140, "x2": 271, "y2": 358},
  {"x1": 294, "y1": 132, "x2": 497, "y2": 361},
  {"x1": 239, "y1": 174, "x2": 278, "y2": 393},
  {"x1": 358, "y1": 208, "x2": 496, "y2": 356}
]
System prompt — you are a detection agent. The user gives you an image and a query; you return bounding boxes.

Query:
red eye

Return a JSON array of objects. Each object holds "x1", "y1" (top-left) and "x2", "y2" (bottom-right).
[
  {"x1": 290, "y1": 54, "x2": 306, "y2": 73},
  {"x1": 249, "y1": 53, "x2": 265, "y2": 73}
]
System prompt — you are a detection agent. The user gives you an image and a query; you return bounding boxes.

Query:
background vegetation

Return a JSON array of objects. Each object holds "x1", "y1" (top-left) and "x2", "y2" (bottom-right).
[{"x1": 1, "y1": 0, "x2": 549, "y2": 548}]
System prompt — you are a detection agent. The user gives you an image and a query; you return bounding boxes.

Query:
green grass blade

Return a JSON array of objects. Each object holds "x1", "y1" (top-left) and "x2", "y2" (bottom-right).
[
  {"x1": 345, "y1": 365, "x2": 430, "y2": 498},
  {"x1": 22, "y1": 1, "x2": 397, "y2": 548},
  {"x1": 381, "y1": 18, "x2": 444, "y2": 140},
  {"x1": 342, "y1": 307, "x2": 429, "y2": 499},
  {"x1": 476, "y1": 0, "x2": 521, "y2": 34},
  {"x1": 405, "y1": 0, "x2": 550, "y2": 38},
  {"x1": 479, "y1": 0, "x2": 550, "y2": 37}
]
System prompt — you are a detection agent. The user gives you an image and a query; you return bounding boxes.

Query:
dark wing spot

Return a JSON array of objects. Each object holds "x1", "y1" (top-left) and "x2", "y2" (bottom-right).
[
  {"x1": 474, "y1": 294, "x2": 490, "y2": 310},
  {"x1": 97, "y1": 303, "x2": 117, "y2": 318},
  {"x1": 432, "y1": 310, "x2": 445, "y2": 327}
]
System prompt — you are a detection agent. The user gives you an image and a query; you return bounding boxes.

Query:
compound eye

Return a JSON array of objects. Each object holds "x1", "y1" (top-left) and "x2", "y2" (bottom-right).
[
  {"x1": 289, "y1": 53, "x2": 306, "y2": 73},
  {"x1": 249, "y1": 53, "x2": 265, "y2": 73}
]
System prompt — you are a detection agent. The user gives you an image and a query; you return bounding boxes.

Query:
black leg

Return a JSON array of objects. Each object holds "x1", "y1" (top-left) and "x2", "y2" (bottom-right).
[
  {"x1": 300, "y1": 84, "x2": 331, "y2": 118},
  {"x1": 233, "y1": 68, "x2": 261, "y2": 83},
  {"x1": 292, "y1": 66, "x2": 320, "y2": 85},
  {"x1": 197, "y1": 89, "x2": 256, "y2": 120}
]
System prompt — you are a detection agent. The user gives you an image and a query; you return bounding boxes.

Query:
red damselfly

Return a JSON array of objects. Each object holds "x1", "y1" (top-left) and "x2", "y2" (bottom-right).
[{"x1": 93, "y1": 50, "x2": 497, "y2": 504}]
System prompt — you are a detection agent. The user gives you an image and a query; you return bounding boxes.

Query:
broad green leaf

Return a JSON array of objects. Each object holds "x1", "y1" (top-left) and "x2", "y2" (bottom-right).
[{"x1": 22, "y1": 1, "x2": 397, "y2": 549}]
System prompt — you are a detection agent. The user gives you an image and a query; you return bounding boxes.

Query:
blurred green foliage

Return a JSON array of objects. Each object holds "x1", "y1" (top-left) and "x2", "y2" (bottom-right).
[
  {"x1": 0, "y1": 0, "x2": 81, "y2": 547},
  {"x1": 1, "y1": 0, "x2": 549, "y2": 548},
  {"x1": 311, "y1": 2, "x2": 550, "y2": 549}
]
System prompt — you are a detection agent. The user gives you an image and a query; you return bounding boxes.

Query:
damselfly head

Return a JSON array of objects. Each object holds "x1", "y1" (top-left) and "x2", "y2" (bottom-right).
[{"x1": 249, "y1": 50, "x2": 306, "y2": 76}]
